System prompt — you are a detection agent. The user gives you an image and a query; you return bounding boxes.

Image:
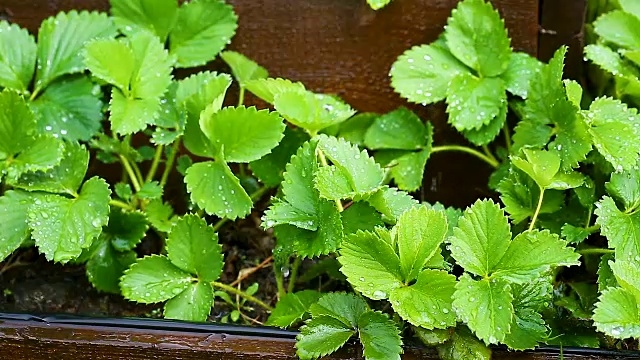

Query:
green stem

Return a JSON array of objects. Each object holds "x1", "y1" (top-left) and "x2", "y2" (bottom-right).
[
  {"x1": 119, "y1": 155, "x2": 142, "y2": 192},
  {"x1": 578, "y1": 248, "x2": 614, "y2": 255},
  {"x1": 109, "y1": 199, "x2": 135, "y2": 211},
  {"x1": 238, "y1": 87, "x2": 245, "y2": 107},
  {"x1": 160, "y1": 139, "x2": 181, "y2": 187},
  {"x1": 211, "y1": 186, "x2": 271, "y2": 233},
  {"x1": 275, "y1": 267, "x2": 286, "y2": 299},
  {"x1": 316, "y1": 148, "x2": 345, "y2": 212},
  {"x1": 131, "y1": 160, "x2": 144, "y2": 188},
  {"x1": 287, "y1": 257, "x2": 302, "y2": 293},
  {"x1": 529, "y1": 187, "x2": 545, "y2": 232},
  {"x1": 431, "y1": 145, "x2": 499, "y2": 168},
  {"x1": 146, "y1": 145, "x2": 164, "y2": 183},
  {"x1": 503, "y1": 123, "x2": 512, "y2": 151},
  {"x1": 29, "y1": 87, "x2": 42, "y2": 101},
  {"x1": 212, "y1": 281, "x2": 273, "y2": 311},
  {"x1": 482, "y1": 145, "x2": 498, "y2": 164}
]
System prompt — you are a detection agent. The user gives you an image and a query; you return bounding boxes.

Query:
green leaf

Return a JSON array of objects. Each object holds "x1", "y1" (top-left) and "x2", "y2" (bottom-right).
[
  {"x1": 502, "y1": 52, "x2": 542, "y2": 98},
  {"x1": 595, "y1": 196, "x2": 640, "y2": 261},
  {"x1": 14, "y1": 142, "x2": 88, "y2": 195},
  {"x1": 584, "y1": 97, "x2": 640, "y2": 172},
  {"x1": 315, "y1": 135, "x2": 385, "y2": 200},
  {"x1": 180, "y1": 72, "x2": 232, "y2": 157},
  {"x1": 460, "y1": 101, "x2": 508, "y2": 146},
  {"x1": 593, "y1": 287, "x2": 640, "y2": 339},
  {"x1": 511, "y1": 149, "x2": 560, "y2": 189},
  {"x1": 185, "y1": 160, "x2": 252, "y2": 219},
  {"x1": 166, "y1": 215, "x2": 223, "y2": 282},
  {"x1": 564, "y1": 79, "x2": 583, "y2": 108},
  {"x1": 339, "y1": 230, "x2": 403, "y2": 300},
  {"x1": 335, "y1": 113, "x2": 377, "y2": 146},
  {"x1": 366, "y1": 186, "x2": 419, "y2": 223},
  {"x1": 390, "y1": 42, "x2": 468, "y2": 105},
  {"x1": 453, "y1": 275, "x2": 513, "y2": 344},
  {"x1": 561, "y1": 224, "x2": 592, "y2": 244},
  {"x1": 275, "y1": 91, "x2": 356, "y2": 134},
  {"x1": 266, "y1": 290, "x2": 323, "y2": 328},
  {"x1": 437, "y1": 327, "x2": 491, "y2": 360},
  {"x1": 31, "y1": 77, "x2": 103, "y2": 141},
  {"x1": 358, "y1": 311, "x2": 403, "y2": 360},
  {"x1": 0, "y1": 90, "x2": 37, "y2": 158},
  {"x1": 110, "y1": 0, "x2": 178, "y2": 41},
  {"x1": 146, "y1": 199, "x2": 176, "y2": 232},
  {"x1": 396, "y1": 206, "x2": 447, "y2": 280},
  {"x1": 120, "y1": 255, "x2": 193, "y2": 303},
  {"x1": 277, "y1": 221, "x2": 344, "y2": 260},
  {"x1": 444, "y1": 0, "x2": 511, "y2": 77},
  {"x1": 136, "y1": 181, "x2": 163, "y2": 200},
  {"x1": 610, "y1": 260, "x2": 640, "y2": 297},
  {"x1": 310, "y1": 292, "x2": 368, "y2": 327},
  {"x1": 620, "y1": 0, "x2": 640, "y2": 19},
  {"x1": 446, "y1": 73, "x2": 506, "y2": 131},
  {"x1": 109, "y1": 89, "x2": 160, "y2": 135},
  {"x1": 249, "y1": 127, "x2": 309, "y2": 187},
  {"x1": 524, "y1": 47, "x2": 591, "y2": 169},
  {"x1": 379, "y1": 148, "x2": 431, "y2": 192},
  {"x1": 364, "y1": 107, "x2": 428, "y2": 150},
  {"x1": 584, "y1": 44, "x2": 637, "y2": 78},
  {"x1": 164, "y1": 281, "x2": 214, "y2": 321},
  {"x1": 220, "y1": 51, "x2": 268, "y2": 87},
  {"x1": 606, "y1": 168, "x2": 640, "y2": 211},
  {"x1": 598, "y1": 253, "x2": 617, "y2": 292},
  {"x1": 511, "y1": 117, "x2": 553, "y2": 153},
  {"x1": 169, "y1": 0, "x2": 238, "y2": 68},
  {"x1": 389, "y1": 269, "x2": 456, "y2": 329},
  {"x1": 36, "y1": 11, "x2": 116, "y2": 90},
  {"x1": 449, "y1": 199, "x2": 511, "y2": 277},
  {"x1": 367, "y1": 0, "x2": 392, "y2": 10},
  {"x1": 105, "y1": 209, "x2": 148, "y2": 252},
  {"x1": 594, "y1": 10, "x2": 640, "y2": 50},
  {"x1": 86, "y1": 238, "x2": 136, "y2": 293},
  {"x1": 341, "y1": 202, "x2": 384, "y2": 235},
  {"x1": 28, "y1": 177, "x2": 110, "y2": 263},
  {"x1": 0, "y1": 191, "x2": 31, "y2": 261},
  {"x1": 245, "y1": 77, "x2": 305, "y2": 105},
  {"x1": 493, "y1": 230, "x2": 580, "y2": 283},
  {"x1": 129, "y1": 31, "x2": 174, "y2": 99},
  {"x1": 199, "y1": 106, "x2": 285, "y2": 163},
  {"x1": 84, "y1": 38, "x2": 135, "y2": 91},
  {"x1": 503, "y1": 307, "x2": 547, "y2": 350},
  {"x1": 498, "y1": 168, "x2": 563, "y2": 223},
  {"x1": 296, "y1": 316, "x2": 354, "y2": 360},
  {"x1": 0, "y1": 21, "x2": 36, "y2": 92}
]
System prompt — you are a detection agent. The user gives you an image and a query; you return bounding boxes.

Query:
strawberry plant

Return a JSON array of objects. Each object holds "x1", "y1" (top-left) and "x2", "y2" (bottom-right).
[{"x1": 0, "y1": 0, "x2": 639, "y2": 359}]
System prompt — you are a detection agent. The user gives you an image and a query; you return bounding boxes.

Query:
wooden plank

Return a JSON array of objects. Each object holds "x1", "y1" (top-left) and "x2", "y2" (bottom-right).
[
  {"x1": 538, "y1": 0, "x2": 588, "y2": 80},
  {"x1": 0, "y1": 318, "x2": 637, "y2": 360}
]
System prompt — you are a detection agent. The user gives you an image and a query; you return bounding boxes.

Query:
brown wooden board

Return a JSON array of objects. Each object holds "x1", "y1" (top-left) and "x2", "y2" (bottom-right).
[
  {"x1": 0, "y1": 316, "x2": 638, "y2": 360},
  {"x1": 0, "y1": 0, "x2": 538, "y2": 206}
]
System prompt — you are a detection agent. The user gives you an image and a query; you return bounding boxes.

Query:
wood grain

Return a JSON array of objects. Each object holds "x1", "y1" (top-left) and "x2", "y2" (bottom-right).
[{"x1": 0, "y1": 318, "x2": 638, "y2": 359}]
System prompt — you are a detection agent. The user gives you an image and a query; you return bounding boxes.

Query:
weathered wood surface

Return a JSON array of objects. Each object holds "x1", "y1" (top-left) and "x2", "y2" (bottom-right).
[{"x1": 0, "y1": 317, "x2": 638, "y2": 360}]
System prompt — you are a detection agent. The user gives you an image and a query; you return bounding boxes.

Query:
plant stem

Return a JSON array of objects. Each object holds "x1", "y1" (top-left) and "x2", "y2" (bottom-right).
[
  {"x1": 578, "y1": 248, "x2": 614, "y2": 255},
  {"x1": 211, "y1": 186, "x2": 271, "y2": 232},
  {"x1": 146, "y1": 145, "x2": 164, "y2": 183},
  {"x1": 212, "y1": 281, "x2": 273, "y2": 311},
  {"x1": 238, "y1": 87, "x2": 245, "y2": 107},
  {"x1": 316, "y1": 148, "x2": 344, "y2": 211},
  {"x1": 430, "y1": 145, "x2": 499, "y2": 168},
  {"x1": 109, "y1": 199, "x2": 135, "y2": 211},
  {"x1": 503, "y1": 123, "x2": 512, "y2": 151},
  {"x1": 119, "y1": 155, "x2": 142, "y2": 192},
  {"x1": 482, "y1": 145, "x2": 498, "y2": 164},
  {"x1": 287, "y1": 257, "x2": 302, "y2": 293},
  {"x1": 130, "y1": 160, "x2": 145, "y2": 188},
  {"x1": 275, "y1": 267, "x2": 286, "y2": 299},
  {"x1": 160, "y1": 139, "x2": 181, "y2": 187},
  {"x1": 529, "y1": 187, "x2": 545, "y2": 232}
]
